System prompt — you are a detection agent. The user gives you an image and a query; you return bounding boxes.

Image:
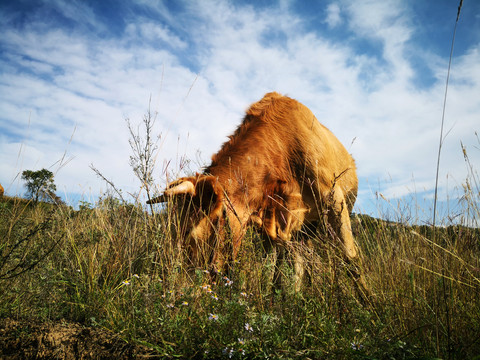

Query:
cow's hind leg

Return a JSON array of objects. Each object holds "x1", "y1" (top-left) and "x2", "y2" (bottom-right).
[{"x1": 293, "y1": 244, "x2": 305, "y2": 292}]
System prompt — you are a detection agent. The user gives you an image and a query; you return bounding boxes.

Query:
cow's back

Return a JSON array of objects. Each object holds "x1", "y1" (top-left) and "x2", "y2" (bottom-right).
[{"x1": 245, "y1": 92, "x2": 357, "y2": 212}]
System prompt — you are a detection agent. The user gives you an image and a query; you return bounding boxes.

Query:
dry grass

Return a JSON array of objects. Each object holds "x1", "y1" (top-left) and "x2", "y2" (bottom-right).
[{"x1": 1, "y1": 176, "x2": 479, "y2": 359}]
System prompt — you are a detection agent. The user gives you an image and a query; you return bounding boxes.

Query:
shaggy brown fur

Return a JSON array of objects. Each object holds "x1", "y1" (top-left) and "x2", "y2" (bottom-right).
[{"x1": 149, "y1": 92, "x2": 360, "y2": 284}]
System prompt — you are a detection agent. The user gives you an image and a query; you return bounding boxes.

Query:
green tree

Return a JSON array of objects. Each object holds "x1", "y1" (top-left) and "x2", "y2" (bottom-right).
[{"x1": 21, "y1": 168, "x2": 57, "y2": 203}]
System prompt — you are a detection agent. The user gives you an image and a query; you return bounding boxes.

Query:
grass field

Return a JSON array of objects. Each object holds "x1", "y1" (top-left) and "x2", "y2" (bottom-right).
[{"x1": 0, "y1": 181, "x2": 479, "y2": 359}]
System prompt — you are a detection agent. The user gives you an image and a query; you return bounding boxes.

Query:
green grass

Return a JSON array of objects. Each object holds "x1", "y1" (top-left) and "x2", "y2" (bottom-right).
[{"x1": 0, "y1": 190, "x2": 479, "y2": 359}]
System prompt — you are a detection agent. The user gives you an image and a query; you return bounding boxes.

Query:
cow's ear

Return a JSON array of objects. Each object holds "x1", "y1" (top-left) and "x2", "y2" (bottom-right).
[
  {"x1": 193, "y1": 176, "x2": 224, "y2": 216},
  {"x1": 164, "y1": 178, "x2": 196, "y2": 196},
  {"x1": 146, "y1": 177, "x2": 196, "y2": 204}
]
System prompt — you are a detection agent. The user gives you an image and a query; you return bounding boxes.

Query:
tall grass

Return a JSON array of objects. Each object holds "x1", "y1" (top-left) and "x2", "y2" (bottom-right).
[
  {"x1": 1, "y1": 84, "x2": 478, "y2": 357},
  {"x1": 1, "y1": 162, "x2": 479, "y2": 358}
]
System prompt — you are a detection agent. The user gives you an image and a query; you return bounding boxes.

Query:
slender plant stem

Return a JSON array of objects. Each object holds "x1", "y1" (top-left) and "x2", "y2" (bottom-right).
[{"x1": 432, "y1": 1, "x2": 463, "y2": 357}]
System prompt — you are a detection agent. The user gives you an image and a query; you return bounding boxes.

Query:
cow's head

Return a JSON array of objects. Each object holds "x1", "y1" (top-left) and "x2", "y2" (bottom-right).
[{"x1": 147, "y1": 175, "x2": 240, "y2": 269}]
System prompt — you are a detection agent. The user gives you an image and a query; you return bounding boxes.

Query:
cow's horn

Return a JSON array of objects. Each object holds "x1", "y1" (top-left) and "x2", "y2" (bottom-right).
[{"x1": 146, "y1": 195, "x2": 166, "y2": 204}]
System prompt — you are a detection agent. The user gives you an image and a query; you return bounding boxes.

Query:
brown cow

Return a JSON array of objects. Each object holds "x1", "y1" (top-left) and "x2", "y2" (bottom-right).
[
  {"x1": 0, "y1": 184, "x2": 4, "y2": 198},
  {"x1": 149, "y1": 92, "x2": 365, "y2": 292}
]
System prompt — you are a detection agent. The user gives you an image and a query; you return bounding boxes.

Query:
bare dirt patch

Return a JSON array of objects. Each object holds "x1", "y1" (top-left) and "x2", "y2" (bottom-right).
[{"x1": 0, "y1": 318, "x2": 159, "y2": 359}]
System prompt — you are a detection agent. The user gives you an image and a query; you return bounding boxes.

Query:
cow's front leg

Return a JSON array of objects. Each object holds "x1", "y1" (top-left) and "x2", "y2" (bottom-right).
[
  {"x1": 293, "y1": 247, "x2": 305, "y2": 292},
  {"x1": 328, "y1": 188, "x2": 357, "y2": 260},
  {"x1": 328, "y1": 188, "x2": 370, "y2": 299}
]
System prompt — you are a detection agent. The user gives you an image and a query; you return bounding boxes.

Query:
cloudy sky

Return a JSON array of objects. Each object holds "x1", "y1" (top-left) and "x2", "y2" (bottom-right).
[{"x1": 1, "y1": 0, "x2": 479, "y2": 222}]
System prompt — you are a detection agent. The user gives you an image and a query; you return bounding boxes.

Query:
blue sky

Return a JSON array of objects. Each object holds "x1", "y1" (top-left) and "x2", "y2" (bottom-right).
[{"x1": 1, "y1": 0, "x2": 479, "y2": 223}]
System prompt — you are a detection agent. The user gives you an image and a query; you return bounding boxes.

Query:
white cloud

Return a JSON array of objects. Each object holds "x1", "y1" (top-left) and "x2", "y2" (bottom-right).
[
  {"x1": 45, "y1": 0, "x2": 106, "y2": 32},
  {"x1": 325, "y1": 3, "x2": 342, "y2": 28},
  {"x1": 126, "y1": 22, "x2": 188, "y2": 50},
  {"x1": 0, "y1": 0, "x2": 478, "y2": 219}
]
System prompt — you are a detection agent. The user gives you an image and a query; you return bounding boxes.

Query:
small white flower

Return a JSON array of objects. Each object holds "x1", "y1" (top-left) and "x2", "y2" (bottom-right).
[
  {"x1": 245, "y1": 323, "x2": 253, "y2": 332},
  {"x1": 201, "y1": 284, "x2": 213, "y2": 293},
  {"x1": 208, "y1": 313, "x2": 219, "y2": 321},
  {"x1": 351, "y1": 342, "x2": 364, "y2": 351},
  {"x1": 133, "y1": 274, "x2": 140, "y2": 279},
  {"x1": 181, "y1": 301, "x2": 189, "y2": 306}
]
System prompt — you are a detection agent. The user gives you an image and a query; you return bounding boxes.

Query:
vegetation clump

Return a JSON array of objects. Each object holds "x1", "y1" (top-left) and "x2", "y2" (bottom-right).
[
  {"x1": 21, "y1": 168, "x2": 61, "y2": 204},
  {"x1": 0, "y1": 188, "x2": 479, "y2": 359}
]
